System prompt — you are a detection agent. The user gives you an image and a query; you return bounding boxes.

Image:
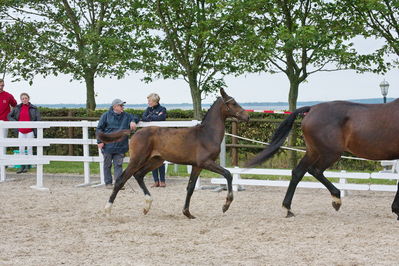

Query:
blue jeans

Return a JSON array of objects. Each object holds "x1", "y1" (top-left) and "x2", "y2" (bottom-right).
[
  {"x1": 152, "y1": 164, "x2": 165, "y2": 183},
  {"x1": 103, "y1": 152, "x2": 124, "y2": 185}
]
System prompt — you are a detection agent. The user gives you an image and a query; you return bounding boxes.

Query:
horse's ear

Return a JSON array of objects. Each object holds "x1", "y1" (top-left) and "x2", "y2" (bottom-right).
[{"x1": 220, "y1": 88, "x2": 228, "y2": 99}]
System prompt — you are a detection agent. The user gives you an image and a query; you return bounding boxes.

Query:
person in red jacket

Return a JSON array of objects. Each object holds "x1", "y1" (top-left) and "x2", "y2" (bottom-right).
[
  {"x1": 0, "y1": 79, "x2": 17, "y2": 122},
  {"x1": 8, "y1": 92, "x2": 41, "y2": 173}
]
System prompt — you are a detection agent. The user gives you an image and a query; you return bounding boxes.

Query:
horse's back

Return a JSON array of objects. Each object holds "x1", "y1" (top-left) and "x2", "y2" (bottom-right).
[
  {"x1": 302, "y1": 100, "x2": 399, "y2": 159},
  {"x1": 130, "y1": 125, "x2": 204, "y2": 164}
]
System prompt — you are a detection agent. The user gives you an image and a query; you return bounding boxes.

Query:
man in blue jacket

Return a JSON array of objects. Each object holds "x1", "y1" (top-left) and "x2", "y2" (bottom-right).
[{"x1": 96, "y1": 99, "x2": 139, "y2": 188}]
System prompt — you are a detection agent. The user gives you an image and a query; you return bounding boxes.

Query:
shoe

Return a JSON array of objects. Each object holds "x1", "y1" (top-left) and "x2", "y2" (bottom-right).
[
  {"x1": 22, "y1": 168, "x2": 28, "y2": 173},
  {"x1": 16, "y1": 166, "x2": 26, "y2": 174},
  {"x1": 105, "y1": 184, "x2": 113, "y2": 189},
  {"x1": 151, "y1": 182, "x2": 160, "y2": 187},
  {"x1": 159, "y1": 182, "x2": 166, "y2": 187}
]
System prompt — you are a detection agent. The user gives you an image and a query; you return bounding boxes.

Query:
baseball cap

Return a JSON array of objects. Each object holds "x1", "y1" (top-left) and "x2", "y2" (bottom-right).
[{"x1": 111, "y1": 98, "x2": 126, "y2": 106}]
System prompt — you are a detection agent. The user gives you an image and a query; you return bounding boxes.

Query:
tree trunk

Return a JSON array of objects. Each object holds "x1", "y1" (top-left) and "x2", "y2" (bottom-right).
[
  {"x1": 188, "y1": 75, "x2": 202, "y2": 120},
  {"x1": 287, "y1": 77, "x2": 300, "y2": 168},
  {"x1": 84, "y1": 71, "x2": 96, "y2": 111}
]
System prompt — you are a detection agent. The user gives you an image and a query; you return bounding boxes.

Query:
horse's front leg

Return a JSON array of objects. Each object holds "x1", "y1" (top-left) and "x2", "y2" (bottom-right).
[
  {"x1": 392, "y1": 182, "x2": 399, "y2": 220},
  {"x1": 134, "y1": 174, "x2": 152, "y2": 215},
  {"x1": 202, "y1": 161, "x2": 234, "y2": 213},
  {"x1": 182, "y1": 166, "x2": 202, "y2": 219}
]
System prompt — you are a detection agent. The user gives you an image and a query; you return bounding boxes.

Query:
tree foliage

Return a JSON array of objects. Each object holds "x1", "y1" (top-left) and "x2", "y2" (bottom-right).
[
  {"x1": 343, "y1": 0, "x2": 399, "y2": 67},
  {"x1": 2, "y1": 0, "x2": 147, "y2": 110},
  {"x1": 140, "y1": 0, "x2": 245, "y2": 119},
  {"x1": 231, "y1": 0, "x2": 374, "y2": 110}
]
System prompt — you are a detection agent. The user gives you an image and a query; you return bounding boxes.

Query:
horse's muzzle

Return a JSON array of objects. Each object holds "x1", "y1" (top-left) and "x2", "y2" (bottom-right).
[{"x1": 237, "y1": 111, "x2": 250, "y2": 122}]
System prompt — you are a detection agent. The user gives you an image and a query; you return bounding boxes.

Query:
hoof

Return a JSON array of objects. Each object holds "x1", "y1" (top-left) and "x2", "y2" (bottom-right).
[
  {"x1": 332, "y1": 202, "x2": 341, "y2": 211},
  {"x1": 104, "y1": 202, "x2": 112, "y2": 217},
  {"x1": 182, "y1": 209, "x2": 196, "y2": 219},
  {"x1": 222, "y1": 204, "x2": 230, "y2": 213},
  {"x1": 286, "y1": 210, "x2": 295, "y2": 218},
  {"x1": 143, "y1": 195, "x2": 152, "y2": 215},
  {"x1": 332, "y1": 197, "x2": 342, "y2": 211}
]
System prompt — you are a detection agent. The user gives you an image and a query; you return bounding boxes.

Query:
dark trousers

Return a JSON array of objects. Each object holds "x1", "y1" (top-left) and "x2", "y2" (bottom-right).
[
  {"x1": 103, "y1": 152, "x2": 124, "y2": 185},
  {"x1": 152, "y1": 164, "x2": 166, "y2": 182}
]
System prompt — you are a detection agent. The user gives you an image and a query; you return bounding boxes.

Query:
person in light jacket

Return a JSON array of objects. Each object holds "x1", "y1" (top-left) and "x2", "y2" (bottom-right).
[{"x1": 142, "y1": 93, "x2": 167, "y2": 187}]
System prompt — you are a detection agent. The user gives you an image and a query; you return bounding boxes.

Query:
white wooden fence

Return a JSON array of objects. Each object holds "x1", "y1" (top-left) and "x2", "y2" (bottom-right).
[
  {"x1": 211, "y1": 167, "x2": 399, "y2": 195},
  {"x1": 0, "y1": 120, "x2": 200, "y2": 190},
  {"x1": 1, "y1": 120, "x2": 398, "y2": 194}
]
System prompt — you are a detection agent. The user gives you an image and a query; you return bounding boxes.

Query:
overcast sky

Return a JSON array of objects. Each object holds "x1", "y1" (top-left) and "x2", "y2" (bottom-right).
[
  {"x1": 3, "y1": 38, "x2": 398, "y2": 106},
  {"x1": 3, "y1": 67, "x2": 397, "y2": 106}
]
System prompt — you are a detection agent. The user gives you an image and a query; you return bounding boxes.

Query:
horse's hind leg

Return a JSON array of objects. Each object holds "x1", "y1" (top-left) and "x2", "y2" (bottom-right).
[
  {"x1": 182, "y1": 166, "x2": 202, "y2": 219},
  {"x1": 392, "y1": 182, "x2": 399, "y2": 220},
  {"x1": 202, "y1": 160, "x2": 234, "y2": 213},
  {"x1": 308, "y1": 166, "x2": 342, "y2": 212},
  {"x1": 134, "y1": 157, "x2": 165, "y2": 215},
  {"x1": 308, "y1": 154, "x2": 342, "y2": 212},
  {"x1": 282, "y1": 154, "x2": 314, "y2": 218}
]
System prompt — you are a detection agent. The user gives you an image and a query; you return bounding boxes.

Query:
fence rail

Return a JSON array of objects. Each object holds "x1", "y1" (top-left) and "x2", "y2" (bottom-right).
[
  {"x1": 0, "y1": 120, "x2": 200, "y2": 190},
  {"x1": 1, "y1": 120, "x2": 398, "y2": 195},
  {"x1": 211, "y1": 167, "x2": 399, "y2": 194}
]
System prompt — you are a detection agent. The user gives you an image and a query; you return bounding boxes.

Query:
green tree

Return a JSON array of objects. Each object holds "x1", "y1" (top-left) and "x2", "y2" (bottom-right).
[
  {"x1": 344, "y1": 0, "x2": 399, "y2": 64},
  {"x1": 141, "y1": 0, "x2": 243, "y2": 119},
  {"x1": 0, "y1": 19, "x2": 40, "y2": 81},
  {"x1": 232, "y1": 0, "x2": 372, "y2": 166},
  {"x1": 3, "y1": 0, "x2": 146, "y2": 110},
  {"x1": 233, "y1": 0, "x2": 368, "y2": 111}
]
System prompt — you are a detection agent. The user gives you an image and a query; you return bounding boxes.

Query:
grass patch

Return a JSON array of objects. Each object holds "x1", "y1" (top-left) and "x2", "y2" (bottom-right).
[{"x1": 6, "y1": 162, "x2": 398, "y2": 185}]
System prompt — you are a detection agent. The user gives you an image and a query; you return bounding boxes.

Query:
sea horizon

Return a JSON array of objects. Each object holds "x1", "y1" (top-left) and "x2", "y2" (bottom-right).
[{"x1": 36, "y1": 97, "x2": 392, "y2": 110}]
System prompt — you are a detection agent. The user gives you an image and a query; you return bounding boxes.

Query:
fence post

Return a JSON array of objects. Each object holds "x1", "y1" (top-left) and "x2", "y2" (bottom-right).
[
  {"x1": 220, "y1": 135, "x2": 226, "y2": 167},
  {"x1": 0, "y1": 124, "x2": 5, "y2": 182},
  {"x1": 78, "y1": 121, "x2": 91, "y2": 186},
  {"x1": 30, "y1": 127, "x2": 48, "y2": 191},
  {"x1": 67, "y1": 110, "x2": 74, "y2": 156},
  {"x1": 99, "y1": 148, "x2": 104, "y2": 185},
  {"x1": 340, "y1": 170, "x2": 347, "y2": 197},
  {"x1": 232, "y1": 121, "x2": 238, "y2": 166}
]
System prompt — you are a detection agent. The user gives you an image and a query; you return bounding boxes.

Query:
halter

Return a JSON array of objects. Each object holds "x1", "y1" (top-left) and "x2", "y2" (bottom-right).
[{"x1": 222, "y1": 97, "x2": 245, "y2": 117}]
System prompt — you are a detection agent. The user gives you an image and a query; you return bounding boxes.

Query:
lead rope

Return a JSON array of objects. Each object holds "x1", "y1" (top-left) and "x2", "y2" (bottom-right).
[{"x1": 224, "y1": 132, "x2": 372, "y2": 161}]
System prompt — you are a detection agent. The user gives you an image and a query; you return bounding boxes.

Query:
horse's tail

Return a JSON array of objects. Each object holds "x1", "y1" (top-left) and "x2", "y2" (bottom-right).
[
  {"x1": 96, "y1": 129, "x2": 131, "y2": 144},
  {"x1": 245, "y1": 106, "x2": 311, "y2": 167}
]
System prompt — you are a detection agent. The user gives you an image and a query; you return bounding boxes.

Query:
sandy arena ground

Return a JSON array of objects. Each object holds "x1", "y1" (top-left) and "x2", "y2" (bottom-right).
[{"x1": 1, "y1": 173, "x2": 399, "y2": 266}]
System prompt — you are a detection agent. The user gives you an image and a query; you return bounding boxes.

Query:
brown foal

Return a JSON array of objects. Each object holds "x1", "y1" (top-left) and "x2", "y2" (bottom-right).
[{"x1": 97, "y1": 88, "x2": 249, "y2": 219}]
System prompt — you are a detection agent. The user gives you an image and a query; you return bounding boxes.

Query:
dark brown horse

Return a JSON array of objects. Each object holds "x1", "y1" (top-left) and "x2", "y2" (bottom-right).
[
  {"x1": 246, "y1": 100, "x2": 399, "y2": 220},
  {"x1": 97, "y1": 88, "x2": 249, "y2": 218}
]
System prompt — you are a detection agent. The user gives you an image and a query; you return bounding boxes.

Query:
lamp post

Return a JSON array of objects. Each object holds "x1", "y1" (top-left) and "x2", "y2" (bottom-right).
[{"x1": 380, "y1": 79, "x2": 389, "y2": 103}]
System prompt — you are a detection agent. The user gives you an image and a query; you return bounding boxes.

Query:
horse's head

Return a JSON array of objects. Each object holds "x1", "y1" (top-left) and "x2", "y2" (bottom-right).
[{"x1": 220, "y1": 88, "x2": 249, "y2": 122}]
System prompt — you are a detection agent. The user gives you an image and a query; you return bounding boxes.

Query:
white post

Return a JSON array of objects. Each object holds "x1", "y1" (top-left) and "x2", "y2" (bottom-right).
[
  {"x1": 174, "y1": 164, "x2": 178, "y2": 173},
  {"x1": 339, "y1": 170, "x2": 347, "y2": 197},
  {"x1": 232, "y1": 166, "x2": 243, "y2": 192},
  {"x1": 220, "y1": 135, "x2": 226, "y2": 167},
  {"x1": 0, "y1": 123, "x2": 5, "y2": 182},
  {"x1": 99, "y1": 148, "x2": 104, "y2": 185},
  {"x1": 30, "y1": 128, "x2": 49, "y2": 191},
  {"x1": 78, "y1": 123, "x2": 91, "y2": 186},
  {"x1": 92, "y1": 147, "x2": 105, "y2": 187}
]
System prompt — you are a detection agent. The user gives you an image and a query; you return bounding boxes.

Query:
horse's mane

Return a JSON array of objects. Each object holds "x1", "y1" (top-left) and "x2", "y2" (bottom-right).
[{"x1": 201, "y1": 97, "x2": 222, "y2": 124}]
